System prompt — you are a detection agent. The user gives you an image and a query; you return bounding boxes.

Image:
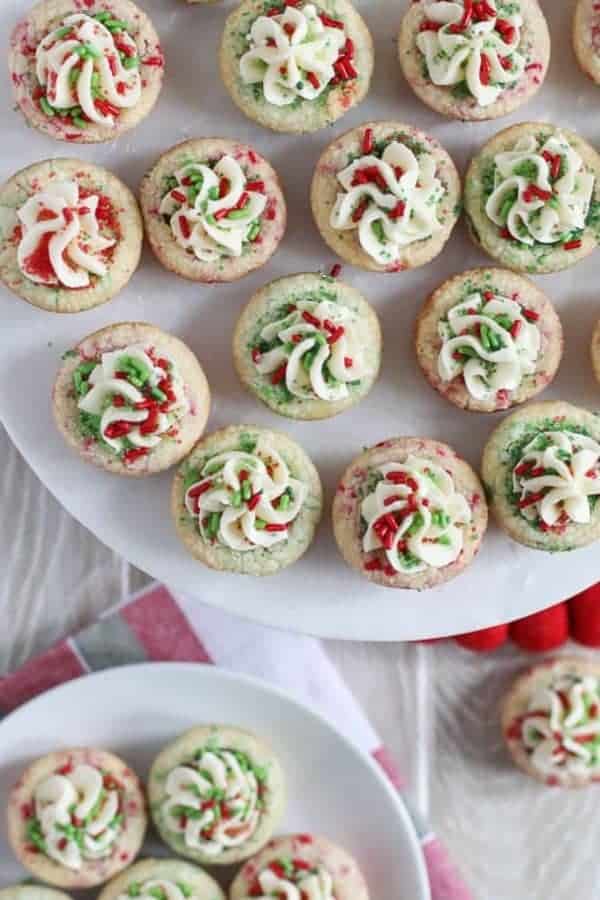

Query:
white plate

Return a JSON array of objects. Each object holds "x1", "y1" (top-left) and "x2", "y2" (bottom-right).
[
  {"x1": 1, "y1": 0, "x2": 600, "y2": 640},
  {"x1": 0, "y1": 663, "x2": 429, "y2": 900}
]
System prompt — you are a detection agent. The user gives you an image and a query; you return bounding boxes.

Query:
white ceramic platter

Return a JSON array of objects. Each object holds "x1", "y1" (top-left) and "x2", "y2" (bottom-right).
[
  {"x1": 0, "y1": 663, "x2": 429, "y2": 899},
  {"x1": 1, "y1": 0, "x2": 600, "y2": 640}
]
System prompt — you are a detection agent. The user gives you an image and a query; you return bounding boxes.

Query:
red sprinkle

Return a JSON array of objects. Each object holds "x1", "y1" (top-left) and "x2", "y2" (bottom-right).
[
  {"x1": 364, "y1": 557, "x2": 383, "y2": 572},
  {"x1": 352, "y1": 199, "x2": 369, "y2": 223},
  {"x1": 104, "y1": 421, "x2": 131, "y2": 439},
  {"x1": 522, "y1": 308, "x2": 540, "y2": 322},
  {"x1": 113, "y1": 395, "x2": 125, "y2": 408},
  {"x1": 479, "y1": 52, "x2": 491, "y2": 85},
  {"x1": 510, "y1": 319, "x2": 523, "y2": 339},
  {"x1": 307, "y1": 71, "x2": 320, "y2": 89},
  {"x1": 271, "y1": 364, "x2": 287, "y2": 385},
  {"x1": 123, "y1": 448, "x2": 148, "y2": 464},
  {"x1": 362, "y1": 127, "x2": 374, "y2": 155},
  {"x1": 523, "y1": 183, "x2": 553, "y2": 203},
  {"x1": 330, "y1": 263, "x2": 342, "y2": 278},
  {"x1": 246, "y1": 180, "x2": 265, "y2": 192},
  {"x1": 344, "y1": 356, "x2": 353, "y2": 368},
  {"x1": 247, "y1": 492, "x2": 262, "y2": 511},
  {"x1": 302, "y1": 311, "x2": 322, "y2": 328},
  {"x1": 251, "y1": 348, "x2": 262, "y2": 364},
  {"x1": 265, "y1": 523, "x2": 288, "y2": 532},
  {"x1": 518, "y1": 491, "x2": 545, "y2": 509},
  {"x1": 179, "y1": 216, "x2": 192, "y2": 240},
  {"x1": 495, "y1": 18, "x2": 515, "y2": 42},
  {"x1": 171, "y1": 190, "x2": 186, "y2": 204},
  {"x1": 419, "y1": 20, "x2": 442, "y2": 31},
  {"x1": 564, "y1": 239, "x2": 582, "y2": 251},
  {"x1": 319, "y1": 12, "x2": 344, "y2": 28}
]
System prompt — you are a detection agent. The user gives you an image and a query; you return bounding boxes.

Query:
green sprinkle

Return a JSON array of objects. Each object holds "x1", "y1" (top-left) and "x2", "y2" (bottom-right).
[
  {"x1": 208, "y1": 186, "x2": 219, "y2": 201},
  {"x1": 255, "y1": 518, "x2": 266, "y2": 530},
  {"x1": 72, "y1": 116, "x2": 87, "y2": 128},
  {"x1": 227, "y1": 208, "x2": 250, "y2": 220},
  {"x1": 371, "y1": 220, "x2": 386, "y2": 243},
  {"x1": 406, "y1": 511, "x2": 424, "y2": 537},
  {"x1": 127, "y1": 884, "x2": 141, "y2": 898},
  {"x1": 513, "y1": 160, "x2": 538, "y2": 180},
  {"x1": 208, "y1": 512, "x2": 220, "y2": 537},
  {"x1": 247, "y1": 221, "x2": 261, "y2": 241},
  {"x1": 176, "y1": 886, "x2": 192, "y2": 899},
  {"x1": 54, "y1": 26, "x2": 73, "y2": 38},
  {"x1": 150, "y1": 386, "x2": 167, "y2": 402},
  {"x1": 242, "y1": 480, "x2": 252, "y2": 501},
  {"x1": 69, "y1": 68, "x2": 80, "y2": 86},
  {"x1": 499, "y1": 188, "x2": 518, "y2": 222},
  {"x1": 79, "y1": 411, "x2": 102, "y2": 440},
  {"x1": 253, "y1": 764, "x2": 268, "y2": 782},
  {"x1": 73, "y1": 360, "x2": 97, "y2": 396},
  {"x1": 105, "y1": 19, "x2": 129, "y2": 32},
  {"x1": 437, "y1": 535, "x2": 452, "y2": 546},
  {"x1": 148, "y1": 889, "x2": 166, "y2": 900},
  {"x1": 278, "y1": 493, "x2": 291, "y2": 511},
  {"x1": 231, "y1": 490, "x2": 242, "y2": 508},
  {"x1": 82, "y1": 42, "x2": 101, "y2": 58},
  {"x1": 93, "y1": 11, "x2": 112, "y2": 22},
  {"x1": 40, "y1": 96, "x2": 55, "y2": 117},
  {"x1": 239, "y1": 432, "x2": 257, "y2": 453},
  {"x1": 122, "y1": 56, "x2": 139, "y2": 69},
  {"x1": 187, "y1": 187, "x2": 200, "y2": 206},
  {"x1": 302, "y1": 350, "x2": 316, "y2": 372},
  {"x1": 26, "y1": 818, "x2": 47, "y2": 853}
]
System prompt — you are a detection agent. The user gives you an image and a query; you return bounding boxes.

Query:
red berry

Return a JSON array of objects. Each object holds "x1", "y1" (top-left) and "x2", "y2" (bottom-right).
[
  {"x1": 569, "y1": 584, "x2": 600, "y2": 647},
  {"x1": 455, "y1": 624, "x2": 509, "y2": 652},
  {"x1": 509, "y1": 603, "x2": 569, "y2": 652}
]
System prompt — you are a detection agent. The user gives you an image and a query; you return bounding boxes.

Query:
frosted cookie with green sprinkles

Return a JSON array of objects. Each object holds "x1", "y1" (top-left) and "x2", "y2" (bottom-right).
[
  {"x1": 7, "y1": 747, "x2": 147, "y2": 889},
  {"x1": 219, "y1": 0, "x2": 373, "y2": 134},
  {"x1": 464, "y1": 122, "x2": 600, "y2": 274},
  {"x1": 415, "y1": 267, "x2": 563, "y2": 413},
  {"x1": 53, "y1": 322, "x2": 210, "y2": 477},
  {"x1": 0, "y1": 158, "x2": 142, "y2": 314},
  {"x1": 398, "y1": 0, "x2": 550, "y2": 122},
  {"x1": 233, "y1": 272, "x2": 381, "y2": 420},
  {"x1": 230, "y1": 834, "x2": 370, "y2": 899},
  {"x1": 140, "y1": 138, "x2": 286, "y2": 284},
  {"x1": 148, "y1": 726, "x2": 285, "y2": 866},
  {"x1": 311, "y1": 121, "x2": 461, "y2": 273},
  {"x1": 172, "y1": 425, "x2": 323, "y2": 576},
  {"x1": 482, "y1": 401, "x2": 600, "y2": 551},
  {"x1": 97, "y1": 859, "x2": 225, "y2": 900},
  {"x1": 573, "y1": 0, "x2": 600, "y2": 85},
  {"x1": 333, "y1": 437, "x2": 487, "y2": 591},
  {"x1": 502, "y1": 657, "x2": 600, "y2": 788},
  {"x1": 9, "y1": 0, "x2": 163, "y2": 144}
]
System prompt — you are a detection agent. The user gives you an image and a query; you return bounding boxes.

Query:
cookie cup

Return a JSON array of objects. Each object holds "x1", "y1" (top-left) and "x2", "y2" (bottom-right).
[
  {"x1": 7, "y1": 748, "x2": 146, "y2": 889},
  {"x1": 415, "y1": 267, "x2": 563, "y2": 413},
  {"x1": 148, "y1": 725, "x2": 285, "y2": 867},
  {"x1": 230, "y1": 834, "x2": 369, "y2": 899},
  {"x1": 53, "y1": 322, "x2": 210, "y2": 478},
  {"x1": 219, "y1": 0, "x2": 373, "y2": 134},
  {"x1": 311, "y1": 121, "x2": 461, "y2": 273},
  {"x1": 9, "y1": 0, "x2": 163, "y2": 144},
  {"x1": 333, "y1": 437, "x2": 488, "y2": 591},
  {"x1": 233, "y1": 272, "x2": 382, "y2": 420},
  {"x1": 140, "y1": 138, "x2": 286, "y2": 283},
  {"x1": 398, "y1": 0, "x2": 550, "y2": 121},
  {"x1": 0, "y1": 158, "x2": 142, "y2": 313},
  {"x1": 481, "y1": 401, "x2": 600, "y2": 551},
  {"x1": 464, "y1": 123, "x2": 600, "y2": 274}
]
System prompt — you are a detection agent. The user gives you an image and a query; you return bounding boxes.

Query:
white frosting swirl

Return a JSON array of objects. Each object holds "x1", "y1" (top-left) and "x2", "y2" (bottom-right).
[
  {"x1": 253, "y1": 297, "x2": 369, "y2": 402},
  {"x1": 330, "y1": 140, "x2": 444, "y2": 265},
  {"x1": 77, "y1": 344, "x2": 190, "y2": 454},
  {"x1": 159, "y1": 156, "x2": 267, "y2": 262},
  {"x1": 185, "y1": 436, "x2": 307, "y2": 551},
  {"x1": 361, "y1": 456, "x2": 472, "y2": 574},
  {"x1": 244, "y1": 866, "x2": 334, "y2": 900},
  {"x1": 36, "y1": 14, "x2": 141, "y2": 127},
  {"x1": 118, "y1": 880, "x2": 192, "y2": 900},
  {"x1": 161, "y1": 748, "x2": 261, "y2": 856},
  {"x1": 486, "y1": 133, "x2": 595, "y2": 245},
  {"x1": 438, "y1": 289, "x2": 540, "y2": 401},
  {"x1": 416, "y1": 0, "x2": 525, "y2": 107},
  {"x1": 33, "y1": 764, "x2": 122, "y2": 870},
  {"x1": 17, "y1": 180, "x2": 115, "y2": 288},
  {"x1": 519, "y1": 673, "x2": 600, "y2": 777},
  {"x1": 512, "y1": 430, "x2": 600, "y2": 529},
  {"x1": 240, "y1": 3, "x2": 347, "y2": 106}
]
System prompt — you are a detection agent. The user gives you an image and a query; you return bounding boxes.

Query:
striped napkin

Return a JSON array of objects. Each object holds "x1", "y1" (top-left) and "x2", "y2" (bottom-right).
[{"x1": 0, "y1": 583, "x2": 472, "y2": 900}]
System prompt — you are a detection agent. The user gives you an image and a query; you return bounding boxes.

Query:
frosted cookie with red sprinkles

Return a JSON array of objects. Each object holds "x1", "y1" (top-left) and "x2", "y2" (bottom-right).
[
  {"x1": 233, "y1": 272, "x2": 381, "y2": 421},
  {"x1": 333, "y1": 437, "x2": 487, "y2": 591},
  {"x1": 502, "y1": 657, "x2": 600, "y2": 787},
  {"x1": 398, "y1": 0, "x2": 550, "y2": 121},
  {"x1": 172, "y1": 424, "x2": 322, "y2": 576},
  {"x1": 140, "y1": 139, "x2": 286, "y2": 284},
  {"x1": 464, "y1": 122, "x2": 600, "y2": 274},
  {"x1": 53, "y1": 322, "x2": 210, "y2": 477},
  {"x1": 230, "y1": 833, "x2": 369, "y2": 899},
  {"x1": 311, "y1": 121, "x2": 461, "y2": 273},
  {"x1": 219, "y1": 0, "x2": 373, "y2": 134},
  {"x1": 7, "y1": 747, "x2": 147, "y2": 888},
  {"x1": 148, "y1": 725, "x2": 285, "y2": 866},
  {"x1": 415, "y1": 267, "x2": 563, "y2": 413},
  {"x1": 0, "y1": 158, "x2": 142, "y2": 313},
  {"x1": 97, "y1": 858, "x2": 225, "y2": 900},
  {"x1": 482, "y1": 401, "x2": 600, "y2": 552},
  {"x1": 9, "y1": 0, "x2": 164, "y2": 144},
  {"x1": 573, "y1": 0, "x2": 600, "y2": 85}
]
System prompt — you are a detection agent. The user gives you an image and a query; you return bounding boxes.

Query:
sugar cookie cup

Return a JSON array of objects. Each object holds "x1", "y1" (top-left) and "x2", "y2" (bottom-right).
[
  {"x1": 482, "y1": 401, "x2": 600, "y2": 552},
  {"x1": 464, "y1": 122, "x2": 600, "y2": 274},
  {"x1": 9, "y1": 0, "x2": 163, "y2": 144},
  {"x1": 333, "y1": 437, "x2": 488, "y2": 591},
  {"x1": 573, "y1": 0, "x2": 600, "y2": 85},
  {"x1": 502, "y1": 657, "x2": 600, "y2": 788},
  {"x1": 591, "y1": 318, "x2": 600, "y2": 385},
  {"x1": 7, "y1": 748, "x2": 147, "y2": 889},
  {"x1": 0, "y1": 159, "x2": 142, "y2": 314},
  {"x1": 0, "y1": 889, "x2": 72, "y2": 900},
  {"x1": 219, "y1": 0, "x2": 373, "y2": 134},
  {"x1": 53, "y1": 322, "x2": 210, "y2": 477},
  {"x1": 172, "y1": 425, "x2": 323, "y2": 576},
  {"x1": 311, "y1": 121, "x2": 461, "y2": 273},
  {"x1": 233, "y1": 272, "x2": 382, "y2": 421},
  {"x1": 415, "y1": 268, "x2": 563, "y2": 413},
  {"x1": 398, "y1": 0, "x2": 550, "y2": 122},
  {"x1": 230, "y1": 834, "x2": 370, "y2": 899},
  {"x1": 97, "y1": 859, "x2": 225, "y2": 900},
  {"x1": 140, "y1": 138, "x2": 286, "y2": 284},
  {"x1": 148, "y1": 725, "x2": 285, "y2": 867}
]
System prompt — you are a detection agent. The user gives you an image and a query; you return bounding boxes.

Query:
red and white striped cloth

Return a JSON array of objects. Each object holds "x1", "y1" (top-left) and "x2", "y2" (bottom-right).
[{"x1": 0, "y1": 583, "x2": 472, "y2": 900}]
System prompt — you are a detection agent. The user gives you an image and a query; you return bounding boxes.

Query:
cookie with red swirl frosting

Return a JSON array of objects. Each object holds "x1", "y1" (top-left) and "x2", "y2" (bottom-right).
[
  {"x1": 9, "y1": 0, "x2": 163, "y2": 144},
  {"x1": 0, "y1": 158, "x2": 142, "y2": 313}
]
